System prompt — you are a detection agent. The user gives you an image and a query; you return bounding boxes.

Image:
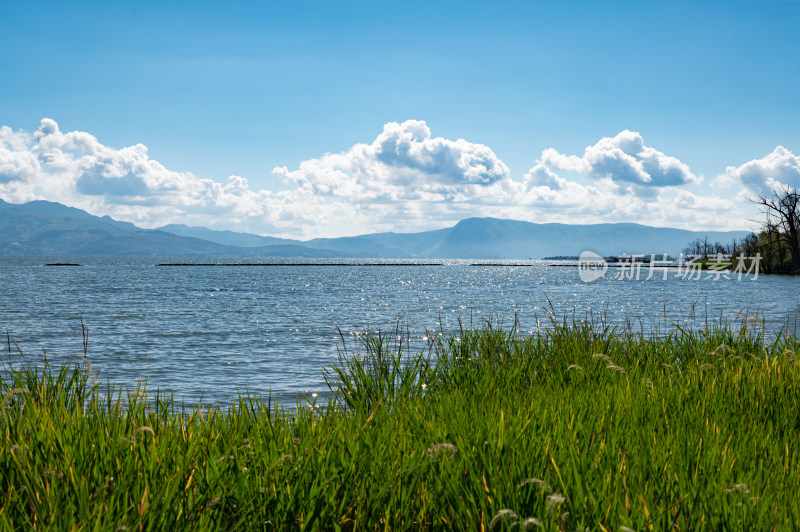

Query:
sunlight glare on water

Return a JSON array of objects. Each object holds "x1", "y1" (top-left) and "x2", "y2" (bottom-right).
[{"x1": 1, "y1": 257, "x2": 797, "y2": 404}]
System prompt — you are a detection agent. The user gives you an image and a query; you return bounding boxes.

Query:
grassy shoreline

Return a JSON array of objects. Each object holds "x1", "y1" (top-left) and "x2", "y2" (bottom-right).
[{"x1": 2, "y1": 320, "x2": 800, "y2": 530}]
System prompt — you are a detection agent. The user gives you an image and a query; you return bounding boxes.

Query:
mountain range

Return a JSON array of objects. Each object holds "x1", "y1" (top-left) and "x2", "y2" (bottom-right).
[{"x1": 0, "y1": 198, "x2": 751, "y2": 258}]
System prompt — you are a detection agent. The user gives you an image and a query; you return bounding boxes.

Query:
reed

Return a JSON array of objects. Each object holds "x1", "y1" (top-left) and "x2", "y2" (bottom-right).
[{"x1": 2, "y1": 318, "x2": 799, "y2": 530}]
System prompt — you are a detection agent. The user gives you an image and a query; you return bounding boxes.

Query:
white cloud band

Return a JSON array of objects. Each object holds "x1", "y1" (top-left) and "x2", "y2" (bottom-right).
[{"x1": 0, "y1": 119, "x2": 769, "y2": 237}]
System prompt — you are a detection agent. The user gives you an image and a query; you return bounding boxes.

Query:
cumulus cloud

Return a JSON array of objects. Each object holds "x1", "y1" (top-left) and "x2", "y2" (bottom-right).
[
  {"x1": 541, "y1": 130, "x2": 700, "y2": 187},
  {"x1": 0, "y1": 119, "x2": 753, "y2": 237},
  {"x1": 0, "y1": 118, "x2": 518, "y2": 237},
  {"x1": 511, "y1": 176, "x2": 736, "y2": 230},
  {"x1": 0, "y1": 126, "x2": 40, "y2": 185},
  {"x1": 273, "y1": 120, "x2": 510, "y2": 202},
  {"x1": 34, "y1": 118, "x2": 216, "y2": 204},
  {"x1": 0, "y1": 119, "x2": 290, "y2": 232},
  {"x1": 513, "y1": 131, "x2": 746, "y2": 229},
  {"x1": 715, "y1": 146, "x2": 800, "y2": 197}
]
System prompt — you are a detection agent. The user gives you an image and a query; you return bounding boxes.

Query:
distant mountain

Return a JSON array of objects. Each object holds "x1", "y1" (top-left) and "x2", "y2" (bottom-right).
[
  {"x1": 421, "y1": 218, "x2": 750, "y2": 259},
  {"x1": 156, "y1": 224, "x2": 301, "y2": 247},
  {"x1": 0, "y1": 199, "x2": 351, "y2": 257},
  {"x1": 158, "y1": 216, "x2": 751, "y2": 258},
  {"x1": 1, "y1": 199, "x2": 752, "y2": 258},
  {"x1": 18, "y1": 200, "x2": 139, "y2": 231},
  {"x1": 303, "y1": 228, "x2": 451, "y2": 258},
  {"x1": 155, "y1": 222, "x2": 451, "y2": 257}
]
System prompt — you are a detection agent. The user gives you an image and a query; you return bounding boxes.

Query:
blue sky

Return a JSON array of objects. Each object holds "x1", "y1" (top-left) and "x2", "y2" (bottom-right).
[{"x1": 1, "y1": 0, "x2": 799, "y2": 238}]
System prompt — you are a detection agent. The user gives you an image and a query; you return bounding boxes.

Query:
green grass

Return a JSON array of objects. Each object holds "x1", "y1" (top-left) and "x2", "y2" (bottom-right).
[{"x1": 2, "y1": 318, "x2": 800, "y2": 530}]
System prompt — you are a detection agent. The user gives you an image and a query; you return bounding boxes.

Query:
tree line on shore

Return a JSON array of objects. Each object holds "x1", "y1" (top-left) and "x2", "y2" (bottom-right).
[{"x1": 682, "y1": 185, "x2": 799, "y2": 275}]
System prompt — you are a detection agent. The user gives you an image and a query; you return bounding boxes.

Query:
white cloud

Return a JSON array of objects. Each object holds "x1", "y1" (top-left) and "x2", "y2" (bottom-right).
[
  {"x1": 33, "y1": 118, "x2": 219, "y2": 204},
  {"x1": 715, "y1": 146, "x2": 800, "y2": 197},
  {"x1": 542, "y1": 130, "x2": 700, "y2": 187},
  {"x1": 273, "y1": 120, "x2": 510, "y2": 202},
  {"x1": 0, "y1": 126, "x2": 40, "y2": 185},
  {"x1": 0, "y1": 119, "x2": 296, "y2": 233},
  {"x1": 0, "y1": 118, "x2": 516, "y2": 237},
  {"x1": 0, "y1": 119, "x2": 756, "y2": 237},
  {"x1": 513, "y1": 131, "x2": 748, "y2": 230}
]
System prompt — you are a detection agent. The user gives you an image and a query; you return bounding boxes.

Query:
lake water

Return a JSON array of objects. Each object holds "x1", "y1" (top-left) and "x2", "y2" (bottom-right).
[{"x1": 1, "y1": 257, "x2": 797, "y2": 404}]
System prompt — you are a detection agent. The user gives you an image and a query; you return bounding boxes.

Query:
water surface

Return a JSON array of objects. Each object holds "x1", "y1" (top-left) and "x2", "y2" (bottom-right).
[{"x1": 1, "y1": 257, "x2": 797, "y2": 404}]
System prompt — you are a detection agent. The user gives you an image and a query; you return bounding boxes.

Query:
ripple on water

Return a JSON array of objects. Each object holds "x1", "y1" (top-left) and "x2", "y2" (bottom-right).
[{"x1": 0, "y1": 257, "x2": 797, "y2": 404}]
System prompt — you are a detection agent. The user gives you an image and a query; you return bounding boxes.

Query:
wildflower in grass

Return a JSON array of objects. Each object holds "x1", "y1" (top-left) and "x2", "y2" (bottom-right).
[
  {"x1": 521, "y1": 517, "x2": 543, "y2": 529},
  {"x1": 129, "y1": 426, "x2": 155, "y2": 444},
  {"x1": 709, "y1": 344, "x2": 731, "y2": 356},
  {"x1": 426, "y1": 443, "x2": 457, "y2": 458},
  {"x1": 546, "y1": 493, "x2": 566, "y2": 516},
  {"x1": 516, "y1": 478, "x2": 551, "y2": 491},
  {"x1": 725, "y1": 483, "x2": 750, "y2": 496},
  {"x1": 2, "y1": 387, "x2": 25, "y2": 406},
  {"x1": 269, "y1": 454, "x2": 294, "y2": 471},
  {"x1": 489, "y1": 509, "x2": 519, "y2": 529}
]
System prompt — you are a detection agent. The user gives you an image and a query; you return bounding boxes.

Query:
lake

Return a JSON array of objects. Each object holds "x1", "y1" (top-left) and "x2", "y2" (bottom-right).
[{"x1": 1, "y1": 257, "x2": 797, "y2": 404}]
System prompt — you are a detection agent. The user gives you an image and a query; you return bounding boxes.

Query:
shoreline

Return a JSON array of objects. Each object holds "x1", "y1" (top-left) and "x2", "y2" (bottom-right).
[{"x1": 3, "y1": 321, "x2": 799, "y2": 529}]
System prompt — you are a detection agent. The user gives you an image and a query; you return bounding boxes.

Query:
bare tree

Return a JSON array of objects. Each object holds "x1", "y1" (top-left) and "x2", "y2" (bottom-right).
[
  {"x1": 683, "y1": 237, "x2": 702, "y2": 257},
  {"x1": 682, "y1": 237, "x2": 733, "y2": 258},
  {"x1": 754, "y1": 185, "x2": 800, "y2": 269}
]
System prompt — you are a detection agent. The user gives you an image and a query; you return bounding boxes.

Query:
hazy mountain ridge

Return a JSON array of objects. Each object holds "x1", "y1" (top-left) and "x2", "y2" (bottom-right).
[
  {"x1": 160, "y1": 216, "x2": 751, "y2": 258},
  {"x1": 157, "y1": 224, "x2": 302, "y2": 248},
  {"x1": 0, "y1": 199, "x2": 751, "y2": 258},
  {"x1": 0, "y1": 200, "x2": 353, "y2": 257},
  {"x1": 426, "y1": 218, "x2": 749, "y2": 259}
]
